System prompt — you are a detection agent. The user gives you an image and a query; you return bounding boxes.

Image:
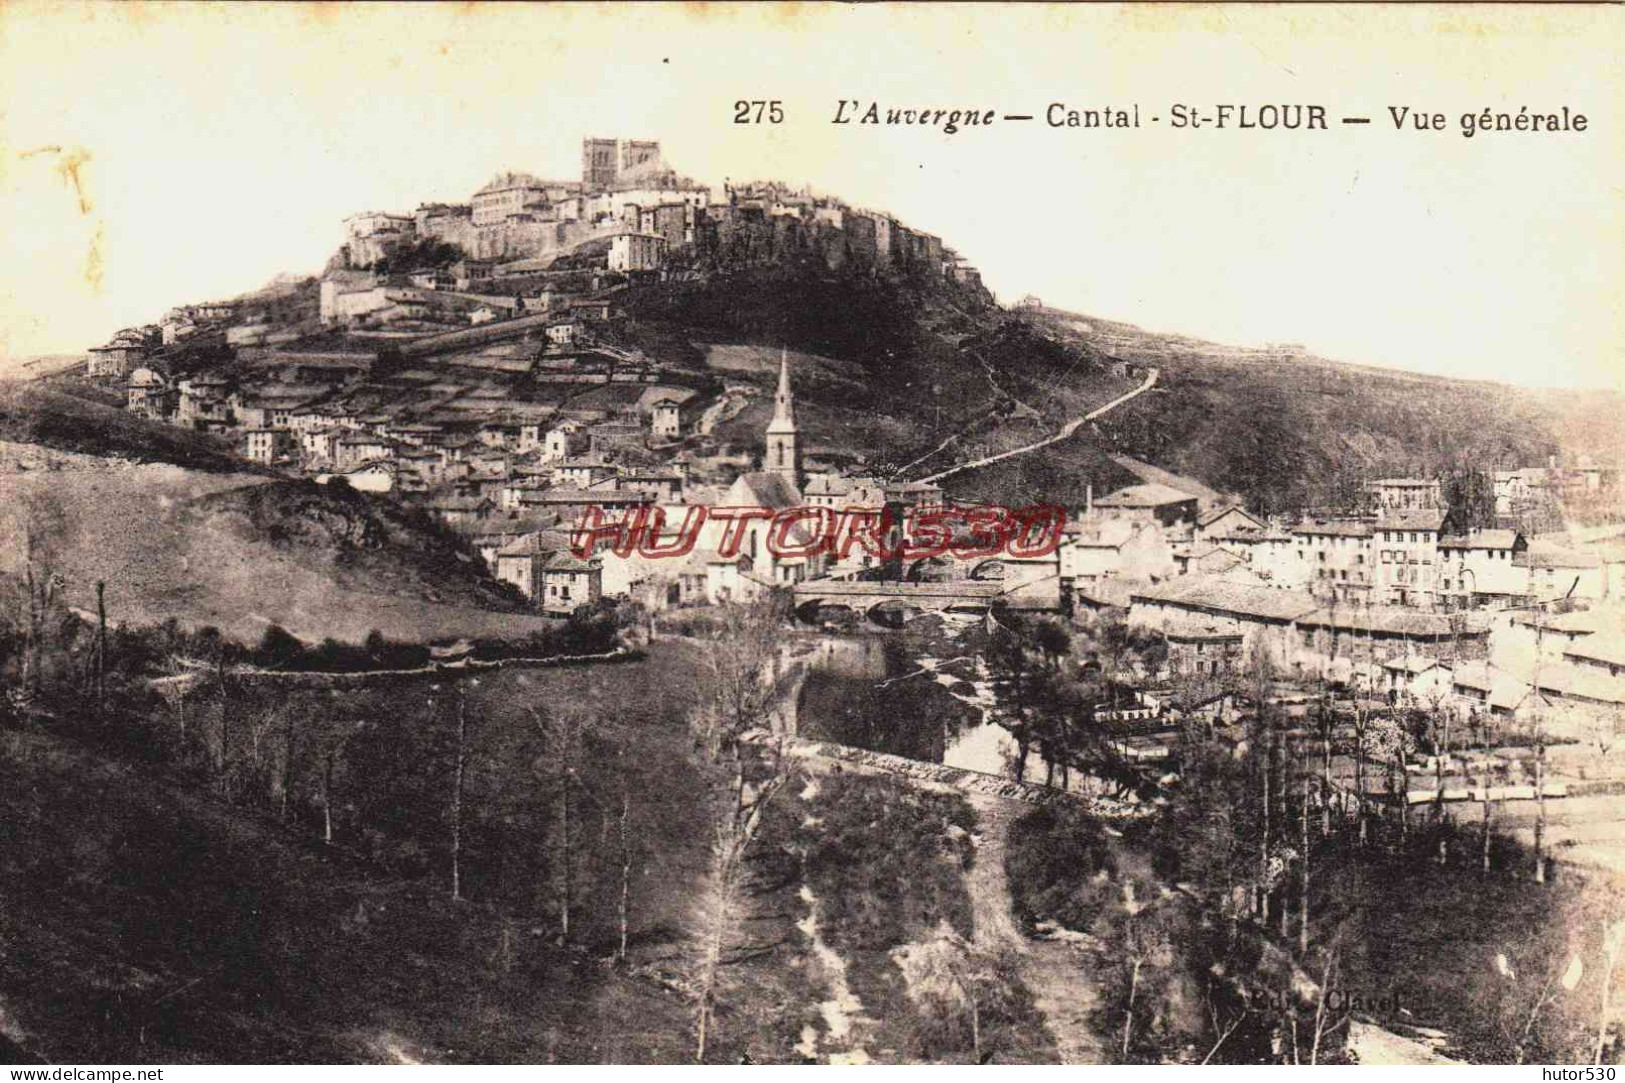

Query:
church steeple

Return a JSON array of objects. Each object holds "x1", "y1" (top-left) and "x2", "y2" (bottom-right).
[{"x1": 765, "y1": 347, "x2": 801, "y2": 489}]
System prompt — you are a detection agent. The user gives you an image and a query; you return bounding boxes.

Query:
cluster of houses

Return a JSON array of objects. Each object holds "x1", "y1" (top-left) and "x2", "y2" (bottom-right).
[
  {"x1": 1058, "y1": 476, "x2": 1625, "y2": 615},
  {"x1": 1038, "y1": 477, "x2": 1625, "y2": 730},
  {"x1": 319, "y1": 137, "x2": 987, "y2": 333},
  {"x1": 85, "y1": 302, "x2": 243, "y2": 379},
  {"x1": 82, "y1": 133, "x2": 1622, "y2": 728}
]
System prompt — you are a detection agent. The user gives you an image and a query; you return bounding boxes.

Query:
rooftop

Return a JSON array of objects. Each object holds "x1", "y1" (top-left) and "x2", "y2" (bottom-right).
[
  {"x1": 1564, "y1": 634, "x2": 1625, "y2": 669},
  {"x1": 732, "y1": 471, "x2": 802, "y2": 511},
  {"x1": 1197, "y1": 505, "x2": 1264, "y2": 529},
  {"x1": 1074, "y1": 577, "x2": 1149, "y2": 609},
  {"x1": 1300, "y1": 606, "x2": 1488, "y2": 638},
  {"x1": 1517, "y1": 544, "x2": 1602, "y2": 570},
  {"x1": 1536, "y1": 663, "x2": 1625, "y2": 706},
  {"x1": 1438, "y1": 529, "x2": 1523, "y2": 551},
  {"x1": 496, "y1": 532, "x2": 569, "y2": 558},
  {"x1": 1131, "y1": 577, "x2": 1322, "y2": 623},
  {"x1": 1292, "y1": 519, "x2": 1373, "y2": 539},
  {"x1": 1094, "y1": 482, "x2": 1199, "y2": 508},
  {"x1": 1378, "y1": 509, "x2": 1447, "y2": 532}
]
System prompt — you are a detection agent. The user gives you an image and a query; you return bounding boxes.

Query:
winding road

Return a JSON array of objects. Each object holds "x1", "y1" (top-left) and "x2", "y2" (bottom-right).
[{"x1": 916, "y1": 367, "x2": 1159, "y2": 485}]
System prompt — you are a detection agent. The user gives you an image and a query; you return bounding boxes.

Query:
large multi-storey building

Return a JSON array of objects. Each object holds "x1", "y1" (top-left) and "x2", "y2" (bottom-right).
[
  {"x1": 608, "y1": 232, "x2": 667, "y2": 273},
  {"x1": 1291, "y1": 519, "x2": 1374, "y2": 605},
  {"x1": 1373, "y1": 508, "x2": 1445, "y2": 607},
  {"x1": 343, "y1": 212, "x2": 414, "y2": 243},
  {"x1": 1370, "y1": 477, "x2": 1442, "y2": 511},
  {"x1": 1437, "y1": 528, "x2": 1529, "y2": 608},
  {"x1": 472, "y1": 172, "x2": 550, "y2": 227}
]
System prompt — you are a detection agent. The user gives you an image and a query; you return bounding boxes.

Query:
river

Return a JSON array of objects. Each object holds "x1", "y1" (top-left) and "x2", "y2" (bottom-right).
[{"x1": 782, "y1": 628, "x2": 1087, "y2": 790}]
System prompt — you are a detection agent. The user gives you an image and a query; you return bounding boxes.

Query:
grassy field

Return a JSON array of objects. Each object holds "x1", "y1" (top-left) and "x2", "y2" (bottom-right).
[{"x1": 1027, "y1": 307, "x2": 1612, "y2": 514}]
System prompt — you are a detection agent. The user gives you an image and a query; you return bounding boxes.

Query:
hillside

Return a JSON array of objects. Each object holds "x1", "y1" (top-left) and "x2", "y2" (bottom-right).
[
  {"x1": 623, "y1": 261, "x2": 1148, "y2": 507},
  {"x1": 0, "y1": 381, "x2": 266, "y2": 475},
  {"x1": 0, "y1": 655, "x2": 717, "y2": 1063},
  {"x1": 1026, "y1": 308, "x2": 1612, "y2": 513},
  {"x1": 26, "y1": 192, "x2": 1607, "y2": 522},
  {"x1": 0, "y1": 456, "x2": 547, "y2": 645},
  {"x1": 627, "y1": 266, "x2": 1598, "y2": 514}
]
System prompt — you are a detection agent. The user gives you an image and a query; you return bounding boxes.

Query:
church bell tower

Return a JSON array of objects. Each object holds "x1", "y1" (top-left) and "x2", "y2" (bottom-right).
[{"x1": 765, "y1": 347, "x2": 802, "y2": 490}]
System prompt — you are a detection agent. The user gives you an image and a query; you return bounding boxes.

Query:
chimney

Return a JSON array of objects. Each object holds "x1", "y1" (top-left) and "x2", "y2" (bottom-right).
[{"x1": 1086, "y1": 483, "x2": 1093, "y2": 517}]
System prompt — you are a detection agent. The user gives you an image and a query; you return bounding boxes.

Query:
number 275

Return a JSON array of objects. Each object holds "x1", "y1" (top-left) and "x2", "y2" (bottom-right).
[{"x1": 734, "y1": 100, "x2": 784, "y2": 124}]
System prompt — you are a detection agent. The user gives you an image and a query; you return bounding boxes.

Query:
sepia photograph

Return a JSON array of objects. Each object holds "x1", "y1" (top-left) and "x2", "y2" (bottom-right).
[{"x1": 1, "y1": 0, "x2": 1622, "y2": 1069}]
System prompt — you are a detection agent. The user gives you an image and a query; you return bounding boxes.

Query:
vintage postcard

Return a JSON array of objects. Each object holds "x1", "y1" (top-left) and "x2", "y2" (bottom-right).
[{"x1": 1, "y1": 1, "x2": 1622, "y2": 1069}]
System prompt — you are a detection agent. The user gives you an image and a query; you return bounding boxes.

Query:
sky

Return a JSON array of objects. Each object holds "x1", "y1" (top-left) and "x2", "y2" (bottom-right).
[{"x1": 2, "y1": 2, "x2": 1620, "y2": 389}]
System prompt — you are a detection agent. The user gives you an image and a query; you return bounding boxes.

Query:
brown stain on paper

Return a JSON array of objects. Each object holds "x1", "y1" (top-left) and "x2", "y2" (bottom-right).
[
  {"x1": 17, "y1": 144, "x2": 103, "y2": 292},
  {"x1": 83, "y1": 223, "x2": 106, "y2": 295},
  {"x1": 20, "y1": 144, "x2": 94, "y2": 215}
]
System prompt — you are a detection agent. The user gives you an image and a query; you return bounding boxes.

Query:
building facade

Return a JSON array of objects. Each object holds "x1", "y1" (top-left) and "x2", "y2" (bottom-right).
[
  {"x1": 608, "y1": 232, "x2": 667, "y2": 272},
  {"x1": 1373, "y1": 508, "x2": 1444, "y2": 607}
]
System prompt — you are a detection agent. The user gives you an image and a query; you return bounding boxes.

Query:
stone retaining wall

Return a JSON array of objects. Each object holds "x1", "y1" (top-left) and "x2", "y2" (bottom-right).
[
  {"x1": 156, "y1": 647, "x2": 639, "y2": 691},
  {"x1": 753, "y1": 732, "x2": 1152, "y2": 818}
]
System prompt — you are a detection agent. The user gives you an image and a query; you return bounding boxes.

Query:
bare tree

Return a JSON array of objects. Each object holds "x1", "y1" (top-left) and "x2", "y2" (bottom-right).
[
  {"x1": 616, "y1": 757, "x2": 633, "y2": 964},
  {"x1": 1106, "y1": 879, "x2": 1176, "y2": 1062},
  {"x1": 1598, "y1": 918, "x2": 1625, "y2": 1064},
  {"x1": 317, "y1": 718, "x2": 362, "y2": 846},
  {"x1": 215, "y1": 653, "x2": 233, "y2": 801},
  {"x1": 448, "y1": 679, "x2": 479, "y2": 902},
  {"x1": 10, "y1": 490, "x2": 69, "y2": 704},
  {"x1": 1299, "y1": 754, "x2": 1312, "y2": 954},
  {"x1": 689, "y1": 597, "x2": 795, "y2": 1063},
  {"x1": 532, "y1": 701, "x2": 589, "y2": 938},
  {"x1": 1525, "y1": 707, "x2": 1551, "y2": 885},
  {"x1": 154, "y1": 654, "x2": 197, "y2": 746}
]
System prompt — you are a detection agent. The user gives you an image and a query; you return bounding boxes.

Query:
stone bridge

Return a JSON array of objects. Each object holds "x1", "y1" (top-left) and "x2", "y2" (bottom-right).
[{"x1": 790, "y1": 579, "x2": 1019, "y2": 626}]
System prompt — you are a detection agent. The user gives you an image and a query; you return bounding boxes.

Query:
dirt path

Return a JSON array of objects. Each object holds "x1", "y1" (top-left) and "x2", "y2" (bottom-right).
[
  {"x1": 794, "y1": 880, "x2": 873, "y2": 1065},
  {"x1": 966, "y1": 795, "x2": 1108, "y2": 1064}
]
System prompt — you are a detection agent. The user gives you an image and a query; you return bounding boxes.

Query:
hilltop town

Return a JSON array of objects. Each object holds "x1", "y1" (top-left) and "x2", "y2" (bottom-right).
[
  {"x1": 8, "y1": 132, "x2": 1625, "y2": 1067},
  {"x1": 72, "y1": 138, "x2": 1625, "y2": 707}
]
